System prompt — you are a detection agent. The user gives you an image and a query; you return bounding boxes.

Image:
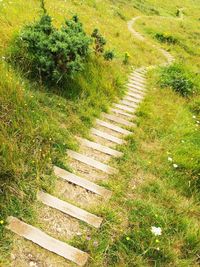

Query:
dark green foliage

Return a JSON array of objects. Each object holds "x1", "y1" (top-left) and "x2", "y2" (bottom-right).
[
  {"x1": 91, "y1": 28, "x2": 106, "y2": 54},
  {"x1": 103, "y1": 50, "x2": 115, "y2": 61},
  {"x1": 155, "y1": 33, "x2": 178, "y2": 44},
  {"x1": 40, "y1": 0, "x2": 47, "y2": 14},
  {"x1": 11, "y1": 15, "x2": 92, "y2": 83},
  {"x1": 159, "y1": 64, "x2": 195, "y2": 97},
  {"x1": 123, "y1": 52, "x2": 130, "y2": 65}
]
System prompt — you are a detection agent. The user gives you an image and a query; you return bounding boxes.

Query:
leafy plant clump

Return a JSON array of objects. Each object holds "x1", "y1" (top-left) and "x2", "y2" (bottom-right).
[
  {"x1": 159, "y1": 64, "x2": 195, "y2": 97},
  {"x1": 11, "y1": 14, "x2": 92, "y2": 83},
  {"x1": 91, "y1": 28, "x2": 106, "y2": 54},
  {"x1": 104, "y1": 50, "x2": 115, "y2": 61},
  {"x1": 155, "y1": 33, "x2": 179, "y2": 45}
]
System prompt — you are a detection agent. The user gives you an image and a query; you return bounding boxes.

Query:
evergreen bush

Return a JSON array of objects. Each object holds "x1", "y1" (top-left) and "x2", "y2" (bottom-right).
[{"x1": 11, "y1": 15, "x2": 92, "y2": 83}]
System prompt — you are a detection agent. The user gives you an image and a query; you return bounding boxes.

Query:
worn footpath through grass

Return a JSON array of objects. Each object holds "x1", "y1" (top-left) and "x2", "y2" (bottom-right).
[{"x1": 1, "y1": 0, "x2": 200, "y2": 266}]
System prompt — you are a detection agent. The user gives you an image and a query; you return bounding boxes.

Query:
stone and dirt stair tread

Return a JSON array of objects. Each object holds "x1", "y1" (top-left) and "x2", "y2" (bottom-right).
[
  {"x1": 54, "y1": 166, "x2": 112, "y2": 199},
  {"x1": 6, "y1": 216, "x2": 89, "y2": 267},
  {"x1": 114, "y1": 103, "x2": 135, "y2": 113},
  {"x1": 96, "y1": 118, "x2": 132, "y2": 135},
  {"x1": 79, "y1": 143, "x2": 112, "y2": 164},
  {"x1": 110, "y1": 108, "x2": 134, "y2": 119},
  {"x1": 67, "y1": 149, "x2": 118, "y2": 174},
  {"x1": 37, "y1": 191, "x2": 103, "y2": 229},
  {"x1": 68, "y1": 157, "x2": 110, "y2": 182},
  {"x1": 91, "y1": 128, "x2": 125, "y2": 145},
  {"x1": 76, "y1": 136, "x2": 123, "y2": 157},
  {"x1": 102, "y1": 112, "x2": 136, "y2": 127}
]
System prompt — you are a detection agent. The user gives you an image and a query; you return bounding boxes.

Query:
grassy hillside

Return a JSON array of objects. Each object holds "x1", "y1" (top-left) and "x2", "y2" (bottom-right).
[{"x1": 0, "y1": 0, "x2": 200, "y2": 266}]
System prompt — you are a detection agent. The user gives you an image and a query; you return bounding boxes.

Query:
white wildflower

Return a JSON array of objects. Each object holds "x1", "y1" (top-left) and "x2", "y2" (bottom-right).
[
  {"x1": 151, "y1": 226, "x2": 162, "y2": 236},
  {"x1": 168, "y1": 157, "x2": 173, "y2": 162},
  {"x1": 192, "y1": 115, "x2": 196, "y2": 119},
  {"x1": 173, "y1": 164, "x2": 178, "y2": 168}
]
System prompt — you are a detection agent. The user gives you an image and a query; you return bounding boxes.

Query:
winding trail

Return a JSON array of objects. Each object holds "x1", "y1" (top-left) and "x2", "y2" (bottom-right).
[{"x1": 7, "y1": 17, "x2": 175, "y2": 267}]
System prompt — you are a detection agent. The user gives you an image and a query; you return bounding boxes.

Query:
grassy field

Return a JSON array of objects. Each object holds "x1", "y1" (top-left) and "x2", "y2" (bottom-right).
[{"x1": 0, "y1": 0, "x2": 200, "y2": 266}]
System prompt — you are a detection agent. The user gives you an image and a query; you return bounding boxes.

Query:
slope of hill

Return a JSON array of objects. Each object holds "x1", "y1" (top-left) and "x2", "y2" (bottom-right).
[{"x1": 0, "y1": 0, "x2": 200, "y2": 266}]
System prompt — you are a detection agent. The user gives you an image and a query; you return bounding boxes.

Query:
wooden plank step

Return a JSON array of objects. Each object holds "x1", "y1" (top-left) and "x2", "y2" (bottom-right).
[
  {"x1": 128, "y1": 87, "x2": 146, "y2": 95},
  {"x1": 129, "y1": 79, "x2": 146, "y2": 86},
  {"x1": 120, "y1": 99, "x2": 138, "y2": 108},
  {"x1": 114, "y1": 103, "x2": 135, "y2": 113},
  {"x1": 77, "y1": 137, "x2": 123, "y2": 157},
  {"x1": 91, "y1": 128, "x2": 125, "y2": 145},
  {"x1": 54, "y1": 166, "x2": 112, "y2": 199},
  {"x1": 110, "y1": 108, "x2": 134, "y2": 118},
  {"x1": 127, "y1": 91, "x2": 144, "y2": 99},
  {"x1": 102, "y1": 113, "x2": 135, "y2": 127},
  {"x1": 130, "y1": 73, "x2": 145, "y2": 80},
  {"x1": 127, "y1": 83, "x2": 146, "y2": 91},
  {"x1": 131, "y1": 73, "x2": 145, "y2": 80},
  {"x1": 124, "y1": 96, "x2": 141, "y2": 103},
  {"x1": 6, "y1": 216, "x2": 89, "y2": 266},
  {"x1": 38, "y1": 191, "x2": 103, "y2": 228},
  {"x1": 67, "y1": 150, "x2": 118, "y2": 174},
  {"x1": 96, "y1": 119, "x2": 132, "y2": 135}
]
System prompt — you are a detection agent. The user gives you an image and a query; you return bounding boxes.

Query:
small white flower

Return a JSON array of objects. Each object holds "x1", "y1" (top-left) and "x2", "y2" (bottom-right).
[
  {"x1": 168, "y1": 157, "x2": 173, "y2": 162},
  {"x1": 151, "y1": 226, "x2": 162, "y2": 236},
  {"x1": 192, "y1": 115, "x2": 196, "y2": 119},
  {"x1": 181, "y1": 140, "x2": 185, "y2": 143},
  {"x1": 196, "y1": 121, "x2": 200, "y2": 124},
  {"x1": 173, "y1": 164, "x2": 178, "y2": 168}
]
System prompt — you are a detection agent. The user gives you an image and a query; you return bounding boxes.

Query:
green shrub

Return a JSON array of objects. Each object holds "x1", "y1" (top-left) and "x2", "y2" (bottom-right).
[
  {"x1": 91, "y1": 28, "x2": 106, "y2": 54},
  {"x1": 155, "y1": 33, "x2": 178, "y2": 45},
  {"x1": 103, "y1": 50, "x2": 115, "y2": 61},
  {"x1": 123, "y1": 52, "x2": 130, "y2": 65},
  {"x1": 10, "y1": 14, "x2": 92, "y2": 83},
  {"x1": 159, "y1": 64, "x2": 195, "y2": 97}
]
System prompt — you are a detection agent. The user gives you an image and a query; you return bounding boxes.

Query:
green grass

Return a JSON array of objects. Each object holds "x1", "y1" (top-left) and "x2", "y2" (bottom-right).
[{"x1": 0, "y1": 0, "x2": 200, "y2": 266}]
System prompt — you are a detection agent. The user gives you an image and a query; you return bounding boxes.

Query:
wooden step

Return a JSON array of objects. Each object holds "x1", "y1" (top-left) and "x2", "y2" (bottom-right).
[
  {"x1": 114, "y1": 103, "x2": 135, "y2": 113},
  {"x1": 110, "y1": 108, "x2": 134, "y2": 118},
  {"x1": 77, "y1": 137, "x2": 123, "y2": 157},
  {"x1": 128, "y1": 79, "x2": 146, "y2": 86},
  {"x1": 127, "y1": 83, "x2": 146, "y2": 91},
  {"x1": 127, "y1": 91, "x2": 144, "y2": 99},
  {"x1": 91, "y1": 128, "x2": 125, "y2": 145},
  {"x1": 54, "y1": 166, "x2": 112, "y2": 199},
  {"x1": 130, "y1": 74, "x2": 145, "y2": 80},
  {"x1": 124, "y1": 96, "x2": 141, "y2": 103},
  {"x1": 120, "y1": 99, "x2": 138, "y2": 108},
  {"x1": 102, "y1": 113, "x2": 135, "y2": 127},
  {"x1": 67, "y1": 150, "x2": 117, "y2": 174},
  {"x1": 128, "y1": 88, "x2": 146, "y2": 95},
  {"x1": 6, "y1": 216, "x2": 89, "y2": 266},
  {"x1": 96, "y1": 119, "x2": 132, "y2": 135},
  {"x1": 37, "y1": 191, "x2": 103, "y2": 228}
]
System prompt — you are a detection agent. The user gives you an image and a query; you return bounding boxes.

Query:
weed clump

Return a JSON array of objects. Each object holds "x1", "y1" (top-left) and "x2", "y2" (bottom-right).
[
  {"x1": 10, "y1": 14, "x2": 92, "y2": 83},
  {"x1": 91, "y1": 28, "x2": 106, "y2": 54},
  {"x1": 103, "y1": 50, "x2": 115, "y2": 61},
  {"x1": 159, "y1": 64, "x2": 195, "y2": 97},
  {"x1": 155, "y1": 33, "x2": 179, "y2": 45}
]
